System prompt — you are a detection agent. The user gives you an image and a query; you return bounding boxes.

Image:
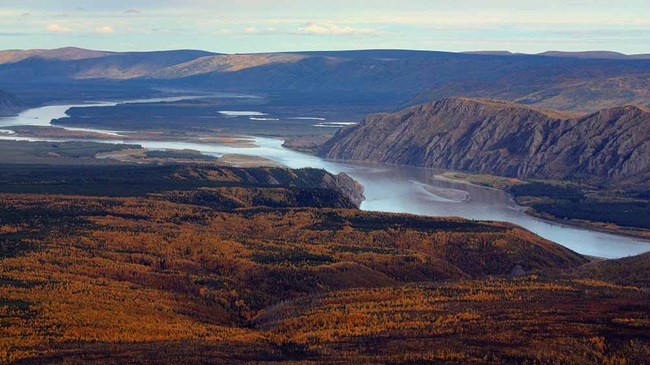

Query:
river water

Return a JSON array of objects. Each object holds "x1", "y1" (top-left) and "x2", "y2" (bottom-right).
[{"x1": 1, "y1": 96, "x2": 649, "y2": 259}]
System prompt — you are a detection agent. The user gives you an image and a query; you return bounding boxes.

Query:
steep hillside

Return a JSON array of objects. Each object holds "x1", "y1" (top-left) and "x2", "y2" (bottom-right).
[
  {"x1": 321, "y1": 97, "x2": 650, "y2": 187},
  {"x1": 0, "y1": 90, "x2": 22, "y2": 116},
  {"x1": 0, "y1": 164, "x2": 365, "y2": 208}
]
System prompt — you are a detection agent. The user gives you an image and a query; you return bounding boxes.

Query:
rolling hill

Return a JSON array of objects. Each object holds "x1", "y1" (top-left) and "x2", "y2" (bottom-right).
[
  {"x1": 1, "y1": 163, "x2": 649, "y2": 364},
  {"x1": 0, "y1": 46, "x2": 112, "y2": 64},
  {"x1": 465, "y1": 50, "x2": 650, "y2": 60},
  {"x1": 577, "y1": 252, "x2": 650, "y2": 287},
  {"x1": 0, "y1": 48, "x2": 216, "y2": 82},
  {"x1": 1, "y1": 48, "x2": 650, "y2": 112}
]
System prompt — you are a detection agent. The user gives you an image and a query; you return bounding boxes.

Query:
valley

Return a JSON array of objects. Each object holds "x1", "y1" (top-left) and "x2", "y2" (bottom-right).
[
  {"x1": 1, "y1": 162, "x2": 649, "y2": 364},
  {"x1": 0, "y1": 98, "x2": 650, "y2": 258},
  {"x1": 2, "y1": 48, "x2": 650, "y2": 114},
  {"x1": 1, "y1": 99, "x2": 650, "y2": 258},
  {"x1": 321, "y1": 97, "x2": 650, "y2": 238},
  {"x1": 1, "y1": 43, "x2": 649, "y2": 365}
]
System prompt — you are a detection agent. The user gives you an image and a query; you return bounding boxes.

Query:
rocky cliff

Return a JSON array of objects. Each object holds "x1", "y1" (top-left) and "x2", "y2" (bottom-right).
[
  {"x1": 173, "y1": 166, "x2": 365, "y2": 207},
  {"x1": 321, "y1": 98, "x2": 650, "y2": 188}
]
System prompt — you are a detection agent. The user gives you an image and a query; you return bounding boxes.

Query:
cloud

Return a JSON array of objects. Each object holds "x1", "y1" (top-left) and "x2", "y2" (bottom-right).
[
  {"x1": 20, "y1": 12, "x2": 30, "y2": 17},
  {"x1": 123, "y1": 9, "x2": 141, "y2": 15},
  {"x1": 240, "y1": 26, "x2": 281, "y2": 35},
  {"x1": 46, "y1": 24, "x2": 71, "y2": 32},
  {"x1": 215, "y1": 29, "x2": 232, "y2": 34},
  {"x1": 94, "y1": 25, "x2": 114, "y2": 34},
  {"x1": 300, "y1": 23, "x2": 385, "y2": 36}
]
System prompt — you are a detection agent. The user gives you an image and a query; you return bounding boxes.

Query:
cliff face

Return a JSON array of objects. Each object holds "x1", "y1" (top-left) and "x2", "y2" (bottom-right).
[
  {"x1": 321, "y1": 98, "x2": 650, "y2": 187},
  {"x1": 0, "y1": 90, "x2": 21, "y2": 116},
  {"x1": 327, "y1": 171, "x2": 366, "y2": 207},
  {"x1": 173, "y1": 166, "x2": 365, "y2": 207}
]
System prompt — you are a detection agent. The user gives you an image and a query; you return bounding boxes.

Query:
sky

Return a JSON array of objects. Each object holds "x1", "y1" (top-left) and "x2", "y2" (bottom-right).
[{"x1": 0, "y1": 0, "x2": 649, "y2": 54}]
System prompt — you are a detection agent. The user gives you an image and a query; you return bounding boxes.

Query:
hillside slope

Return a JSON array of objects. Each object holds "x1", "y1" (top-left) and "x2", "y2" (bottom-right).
[
  {"x1": 0, "y1": 163, "x2": 600, "y2": 363},
  {"x1": 0, "y1": 90, "x2": 22, "y2": 116},
  {"x1": 321, "y1": 98, "x2": 650, "y2": 187},
  {"x1": 1, "y1": 48, "x2": 650, "y2": 112},
  {"x1": 0, "y1": 48, "x2": 216, "y2": 82},
  {"x1": 0, "y1": 47, "x2": 112, "y2": 64},
  {"x1": 0, "y1": 164, "x2": 365, "y2": 208},
  {"x1": 577, "y1": 252, "x2": 650, "y2": 287}
]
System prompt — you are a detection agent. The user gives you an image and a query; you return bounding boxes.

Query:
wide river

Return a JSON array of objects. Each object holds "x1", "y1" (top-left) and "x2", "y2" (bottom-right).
[{"x1": 1, "y1": 96, "x2": 649, "y2": 259}]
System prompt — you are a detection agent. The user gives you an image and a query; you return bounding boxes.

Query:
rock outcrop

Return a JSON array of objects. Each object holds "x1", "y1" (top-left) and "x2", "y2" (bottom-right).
[
  {"x1": 173, "y1": 165, "x2": 366, "y2": 208},
  {"x1": 326, "y1": 171, "x2": 366, "y2": 207},
  {"x1": 321, "y1": 98, "x2": 650, "y2": 188}
]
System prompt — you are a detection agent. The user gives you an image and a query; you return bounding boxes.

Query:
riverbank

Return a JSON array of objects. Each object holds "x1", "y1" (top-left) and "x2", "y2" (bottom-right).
[
  {"x1": 3, "y1": 99, "x2": 650, "y2": 258},
  {"x1": 438, "y1": 171, "x2": 650, "y2": 241}
]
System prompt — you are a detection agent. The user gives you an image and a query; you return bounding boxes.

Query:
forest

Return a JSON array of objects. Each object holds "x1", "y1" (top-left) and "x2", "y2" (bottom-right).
[
  {"x1": 0, "y1": 164, "x2": 648, "y2": 364},
  {"x1": 509, "y1": 181, "x2": 650, "y2": 231}
]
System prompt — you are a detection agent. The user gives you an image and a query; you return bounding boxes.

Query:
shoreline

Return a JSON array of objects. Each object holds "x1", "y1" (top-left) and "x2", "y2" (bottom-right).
[
  {"x1": 4, "y1": 102, "x2": 650, "y2": 258},
  {"x1": 279, "y1": 150, "x2": 650, "y2": 243},
  {"x1": 436, "y1": 172, "x2": 650, "y2": 242},
  {"x1": 521, "y1": 207, "x2": 650, "y2": 242}
]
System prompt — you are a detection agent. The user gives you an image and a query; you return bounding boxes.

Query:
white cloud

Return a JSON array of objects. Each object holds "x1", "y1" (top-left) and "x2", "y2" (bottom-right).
[
  {"x1": 240, "y1": 26, "x2": 281, "y2": 35},
  {"x1": 300, "y1": 23, "x2": 385, "y2": 36},
  {"x1": 94, "y1": 25, "x2": 114, "y2": 34},
  {"x1": 46, "y1": 24, "x2": 71, "y2": 32}
]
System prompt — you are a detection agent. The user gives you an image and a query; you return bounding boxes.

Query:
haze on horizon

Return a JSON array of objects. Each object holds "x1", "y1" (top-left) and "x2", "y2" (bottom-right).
[{"x1": 1, "y1": 0, "x2": 649, "y2": 54}]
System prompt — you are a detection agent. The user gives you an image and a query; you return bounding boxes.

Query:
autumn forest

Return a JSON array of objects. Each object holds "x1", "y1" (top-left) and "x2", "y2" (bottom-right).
[{"x1": 0, "y1": 164, "x2": 648, "y2": 364}]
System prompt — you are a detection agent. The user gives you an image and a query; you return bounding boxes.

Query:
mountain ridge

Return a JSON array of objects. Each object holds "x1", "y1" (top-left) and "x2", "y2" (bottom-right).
[
  {"x1": 465, "y1": 50, "x2": 650, "y2": 59},
  {"x1": 320, "y1": 97, "x2": 650, "y2": 187},
  {"x1": 2, "y1": 47, "x2": 650, "y2": 112}
]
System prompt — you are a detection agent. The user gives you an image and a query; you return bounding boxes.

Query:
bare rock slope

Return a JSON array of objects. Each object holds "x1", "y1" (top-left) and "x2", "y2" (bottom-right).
[{"x1": 321, "y1": 98, "x2": 650, "y2": 187}]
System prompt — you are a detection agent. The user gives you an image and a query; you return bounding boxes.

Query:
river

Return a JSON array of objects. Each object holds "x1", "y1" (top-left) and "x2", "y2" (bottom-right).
[{"x1": 1, "y1": 96, "x2": 649, "y2": 259}]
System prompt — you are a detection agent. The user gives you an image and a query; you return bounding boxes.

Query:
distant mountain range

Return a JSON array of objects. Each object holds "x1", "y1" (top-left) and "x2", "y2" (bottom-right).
[
  {"x1": 1, "y1": 47, "x2": 650, "y2": 112},
  {"x1": 321, "y1": 97, "x2": 650, "y2": 188},
  {"x1": 465, "y1": 50, "x2": 650, "y2": 59}
]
